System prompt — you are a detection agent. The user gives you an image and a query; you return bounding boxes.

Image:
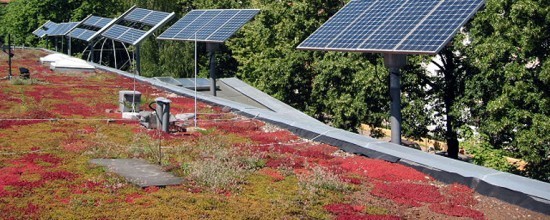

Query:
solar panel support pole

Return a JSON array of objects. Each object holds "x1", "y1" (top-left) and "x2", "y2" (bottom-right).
[
  {"x1": 89, "y1": 41, "x2": 95, "y2": 62},
  {"x1": 384, "y1": 54, "x2": 407, "y2": 145},
  {"x1": 68, "y1": 36, "x2": 72, "y2": 56},
  {"x1": 7, "y1": 34, "x2": 12, "y2": 80},
  {"x1": 207, "y1": 43, "x2": 220, "y2": 96},
  {"x1": 135, "y1": 44, "x2": 141, "y2": 75}
]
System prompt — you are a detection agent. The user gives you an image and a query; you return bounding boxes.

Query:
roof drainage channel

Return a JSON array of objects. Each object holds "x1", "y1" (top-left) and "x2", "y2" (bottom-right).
[{"x1": 84, "y1": 58, "x2": 550, "y2": 214}]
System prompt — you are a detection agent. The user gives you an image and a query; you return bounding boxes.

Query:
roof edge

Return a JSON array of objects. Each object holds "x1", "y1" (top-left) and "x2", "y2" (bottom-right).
[{"x1": 62, "y1": 49, "x2": 549, "y2": 215}]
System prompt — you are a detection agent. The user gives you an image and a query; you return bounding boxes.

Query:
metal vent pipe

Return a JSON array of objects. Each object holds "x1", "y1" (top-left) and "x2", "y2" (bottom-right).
[{"x1": 155, "y1": 97, "x2": 171, "y2": 133}]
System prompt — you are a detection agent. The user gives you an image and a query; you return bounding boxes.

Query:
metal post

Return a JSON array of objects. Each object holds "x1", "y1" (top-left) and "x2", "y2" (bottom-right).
[
  {"x1": 68, "y1": 36, "x2": 72, "y2": 56},
  {"x1": 8, "y1": 34, "x2": 12, "y2": 80},
  {"x1": 112, "y1": 40, "x2": 118, "y2": 69},
  {"x1": 89, "y1": 41, "x2": 95, "y2": 62},
  {"x1": 206, "y1": 43, "x2": 219, "y2": 96},
  {"x1": 135, "y1": 44, "x2": 141, "y2": 75},
  {"x1": 384, "y1": 54, "x2": 407, "y2": 145}
]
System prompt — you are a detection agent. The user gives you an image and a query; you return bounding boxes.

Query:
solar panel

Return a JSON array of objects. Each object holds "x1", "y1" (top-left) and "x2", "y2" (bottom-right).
[
  {"x1": 67, "y1": 28, "x2": 96, "y2": 41},
  {"x1": 83, "y1": 16, "x2": 113, "y2": 28},
  {"x1": 297, "y1": 0, "x2": 485, "y2": 54},
  {"x1": 101, "y1": 7, "x2": 174, "y2": 45},
  {"x1": 48, "y1": 22, "x2": 79, "y2": 36},
  {"x1": 102, "y1": 24, "x2": 146, "y2": 45},
  {"x1": 157, "y1": 9, "x2": 260, "y2": 43},
  {"x1": 124, "y1": 8, "x2": 172, "y2": 26},
  {"x1": 33, "y1": 21, "x2": 59, "y2": 38},
  {"x1": 67, "y1": 15, "x2": 115, "y2": 42}
]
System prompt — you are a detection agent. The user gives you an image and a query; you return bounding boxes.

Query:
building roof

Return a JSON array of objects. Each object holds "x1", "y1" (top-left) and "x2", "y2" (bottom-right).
[
  {"x1": 93, "y1": 51, "x2": 550, "y2": 215},
  {"x1": 0, "y1": 49, "x2": 548, "y2": 218}
]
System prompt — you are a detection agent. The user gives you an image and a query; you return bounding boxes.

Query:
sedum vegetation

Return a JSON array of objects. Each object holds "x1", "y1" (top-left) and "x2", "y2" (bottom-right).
[
  {"x1": 0, "y1": 0, "x2": 547, "y2": 182},
  {"x1": 0, "y1": 49, "x2": 535, "y2": 219}
]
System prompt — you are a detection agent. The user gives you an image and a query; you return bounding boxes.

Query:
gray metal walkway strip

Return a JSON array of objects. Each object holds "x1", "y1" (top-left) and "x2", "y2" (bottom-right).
[
  {"x1": 90, "y1": 159, "x2": 183, "y2": 187},
  {"x1": 83, "y1": 56, "x2": 549, "y2": 214}
]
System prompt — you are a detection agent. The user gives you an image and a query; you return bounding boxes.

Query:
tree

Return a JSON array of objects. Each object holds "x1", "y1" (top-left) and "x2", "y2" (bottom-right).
[
  {"x1": 230, "y1": 0, "x2": 432, "y2": 136},
  {"x1": 229, "y1": 0, "x2": 346, "y2": 110},
  {"x1": 0, "y1": 0, "x2": 122, "y2": 46},
  {"x1": 309, "y1": 52, "x2": 387, "y2": 131},
  {"x1": 461, "y1": 0, "x2": 550, "y2": 181}
]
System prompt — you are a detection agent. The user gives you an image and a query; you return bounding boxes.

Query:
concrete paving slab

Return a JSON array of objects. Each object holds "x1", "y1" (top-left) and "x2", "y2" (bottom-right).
[{"x1": 90, "y1": 159, "x2": 183, "y2": 187}]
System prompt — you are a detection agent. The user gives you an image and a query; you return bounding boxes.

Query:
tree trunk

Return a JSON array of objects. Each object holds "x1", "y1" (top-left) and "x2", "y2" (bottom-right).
[{"x1": 442, "y1": 49, "x2": 460, "y2": 159}]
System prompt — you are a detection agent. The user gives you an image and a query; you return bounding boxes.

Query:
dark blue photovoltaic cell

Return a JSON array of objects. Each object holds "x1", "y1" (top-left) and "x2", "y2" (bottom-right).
[
  {"x1": 83, "y1": 16, "x2": 113, "y2": 28},
  {"x1": 158, "y1": 9, "x2": 259, "y2": 42},
  {"x1": 157, "y1": 10, "x2": 203, "y2": 39},
  {"x1": 297, "y1": 0, "x2": 485, "y2": 54},
  {"x1": 358, "y1": 1, "x2": 435, "y2": 50},
  {"x1": 84, "y1": 16, "x2": 100, "y2": 26},
  {"x1": 176, "y1": 10, "x2": 221, "y2": 40},
  {"x1": 68, "y1": 28, "x2": 96, "y2": 41},
  {"x1": 102, "y1": 24, "x2": 146, "y2": 45},
  {"x1": 316, "y1": 1, "x2": 388, "y2": 49},
  {"x1": 67, "y1": 28, "x2": 85, "y2": 39},
  {"x1": 48, "y1": 22, "x2": 79, "y2": 36},
  {"x1": 33, "y1": 21, "x2": 59, "y2": 38},
  {"x1": 124, "y1": 8, "x2": 171, "y2": 26},
  {"x1": 101, "y1": 8, "x2": 173, "y2": 45},
  {"x1": 207, "y1": 10, "x2": 259, "y2": 42},
  {"x1": 396, "y1": 0, "x2": 483, "y2": 52},
  {"x1": 124, "y1": 8, "x2": 150, "y2": 23}
]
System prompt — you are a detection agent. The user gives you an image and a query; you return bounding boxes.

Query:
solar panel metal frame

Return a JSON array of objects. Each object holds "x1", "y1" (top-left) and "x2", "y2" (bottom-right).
[
  {"x1": 100, "y1": 6, "x2": 175, "y2": 45},
  {"x1": 157, "y1": 9, "x2": 260, "y2": 43},
  {"x1": 297, "y1": 0, "x2": 485, "y2": 55},
  {"x1": 32, "y1": 20, "x2": 59, "y2": 38}
]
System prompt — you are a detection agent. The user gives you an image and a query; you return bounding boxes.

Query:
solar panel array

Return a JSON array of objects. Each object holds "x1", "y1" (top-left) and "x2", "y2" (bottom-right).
[
  {"x1": 32, "y1": 21, "x2": 59, "y2": 38},
  {"x1": 102, "y1": 24, "x2": 146, "y2": 45},
  {"x1": 67, "y1": 15, "x2": 114, "y2": 41},
  {"x1": 82, "y1": 16, "x2": 113, "y2": 28},
  {"x1": 124, "y1": 8, "x2": 172, "y2": 26},
  {"x1": 101, "y1": 7, "x2": 174, "y2": 45},
  {"x1": 67, "y1": 28, "x2": 97, "y2": 41},
  {"x1": 47, "y1": 22, "x2": 79, "y2": 36},
  {"x1": 157, "y1": 9, "x2": 260, "y2": 43},
  {"x1": 297, "y1": 0, "x2": 485, "y2": 54}
]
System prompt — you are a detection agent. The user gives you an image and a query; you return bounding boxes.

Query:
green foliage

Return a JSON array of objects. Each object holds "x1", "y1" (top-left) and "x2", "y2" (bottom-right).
[
  {"x1": 461, "y1": 0, "x2": 550, "y2": 181},
  {"x1": 462, "y1": 136, "x2": 514, "y2": 172},
  {"x1": 309, "y1": 52, "x2": 387, "y2": 131},
  {"x1": 187, "y1": 134, "x2": 264, "y2": 191},
  {"x1": 10, "y1": 78, "x2": 41, "y2": 85},
  {"x1": 0, "y1": 0, "x2": 123, "y2": 45},
  {"x1": 297, "y1": 165, "x2": 352, "y2": 193},
  {"x1": 1, "y1": 0, "x2": 548, "y2": 181}
]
